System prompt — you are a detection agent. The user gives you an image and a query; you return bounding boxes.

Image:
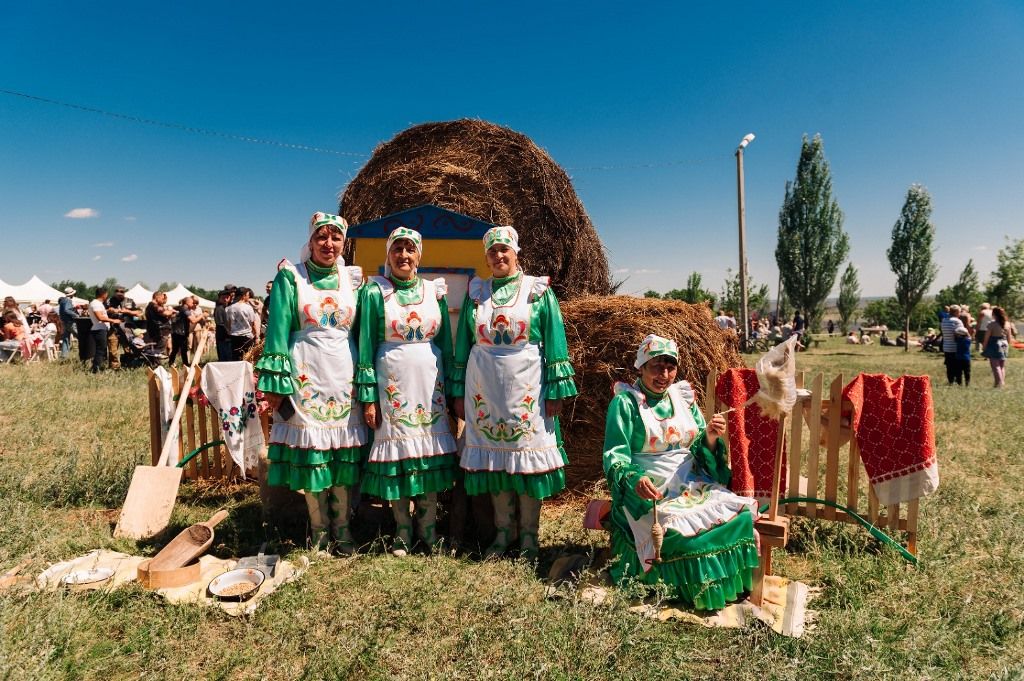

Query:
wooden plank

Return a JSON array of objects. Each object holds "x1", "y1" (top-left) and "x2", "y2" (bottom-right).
[
  {"x1": 868, "y1": 483, "x2": 880, "y2": 525},
  {"x1": 196, "y1": 399, "x2": 210, "y2": 479},
  {"x1": 148, "y1": 370, "x2": 161, "y2": 466},
  {"x1": 906, "y1": 499, "x2": 920, "y2": 556},
  {"x1": 786, "y1": 371, "x2": 803, "y2": 510},
  {"x1": 887, "y1": 503, "x2": 900, "y2": 531},
  {"x1": 184, "y1": 371, "x2": 198, "y2": 481},
  {"x1": 804, "y1": 374, "x2": 824, "y2": 520},
  {"x1": 822, "y1": 374, "x2": 844, "y2": 520},
  {"x1": 767, "y1": 413, "x2": 787, "y2": 521},
  {"x1": 168, "y1": 367, "x2": 182, "y2": 465},
  {"x1": 202, "y1": 403, "x2": 215, "y2": 479},
  {"x1": 211, "y1": 404, "x2": 224, "y2": 479},
  {"x1": 703, "y1": 369, "x2": 717, "y2": 421},
  {"x1": 846, "y1": 432, "x2": 860, "y2": 512}
]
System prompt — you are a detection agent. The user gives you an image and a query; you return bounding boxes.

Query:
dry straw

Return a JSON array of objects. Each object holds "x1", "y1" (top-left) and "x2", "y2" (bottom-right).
[
  {"x1": 559, "y1": 296, "x2": 744, "y2": 492},
  {"x1": 339, "y1": 119, "x2": 612, "y2": 300}
]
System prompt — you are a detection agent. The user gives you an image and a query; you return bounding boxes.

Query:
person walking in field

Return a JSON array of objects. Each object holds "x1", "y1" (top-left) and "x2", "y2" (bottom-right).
[
  {"x1": 981, "y1": 306, "x2": 1012, "y2": 388},
  {"x1": 941, "y1": 304, "x2": 970, "y2": 385},
  {"x1": 956, "y1": 312, "x2": 973, "y2": 387}
]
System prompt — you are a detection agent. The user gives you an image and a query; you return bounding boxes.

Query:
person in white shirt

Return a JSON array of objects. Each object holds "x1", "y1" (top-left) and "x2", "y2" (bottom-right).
[
  {"x1": 226, "y1": 287, "x2": 258, "y2": 360},
  {"x1": 88, "y1": 287, "x2": 121, "y2": 373}
]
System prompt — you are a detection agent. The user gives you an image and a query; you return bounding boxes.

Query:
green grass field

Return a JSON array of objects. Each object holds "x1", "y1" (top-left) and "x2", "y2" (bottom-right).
[{"x1": 1, "y1": 340, "x2": 1021, "y2": 680}]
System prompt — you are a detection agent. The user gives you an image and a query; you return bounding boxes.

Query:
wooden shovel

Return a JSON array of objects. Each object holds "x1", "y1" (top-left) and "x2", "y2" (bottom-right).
[
  {"x1": 113, "y1": 332, "x2": 208, "y2": 540},
  {"x1": 148, "y1": 509, "x2": 229, "y2": 571}
]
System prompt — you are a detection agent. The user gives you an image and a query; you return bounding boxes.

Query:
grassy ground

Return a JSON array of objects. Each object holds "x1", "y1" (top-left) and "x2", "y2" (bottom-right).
[{"x1": 0, "y1": 342, "x2": 1021, "y2": 680}]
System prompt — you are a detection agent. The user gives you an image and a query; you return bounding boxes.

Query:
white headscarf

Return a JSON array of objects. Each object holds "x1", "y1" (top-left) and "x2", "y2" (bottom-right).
[
  {"x1": 383, "y1": 226, "x2": 423, "y2": 278},
  {"x1": 300, "y1": 211, "x2": 348, "y2": 265},
  {"x1": 483, "y1": 225, "x2": 520, "y2": 253},
  {"x1": 635, "y1": 334, "x2": 680, "y2": 369}
]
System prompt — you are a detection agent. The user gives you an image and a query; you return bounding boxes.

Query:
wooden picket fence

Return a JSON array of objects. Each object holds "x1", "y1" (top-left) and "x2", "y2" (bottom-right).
[{"x1": 147, "y1": 365, "x2": 270, "y2": 480}]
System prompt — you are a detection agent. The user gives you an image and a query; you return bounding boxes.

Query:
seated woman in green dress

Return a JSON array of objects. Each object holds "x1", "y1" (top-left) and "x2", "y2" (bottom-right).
[
  {"x1": 603, "y1": 334, "x2": 759, "y2": 610},
  {"x1": 356, "y1": 226, "x2": 457, "y2": 556}
]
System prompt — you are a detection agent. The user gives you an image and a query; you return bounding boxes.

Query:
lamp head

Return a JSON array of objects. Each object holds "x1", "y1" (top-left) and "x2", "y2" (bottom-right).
[{"x1": 738, "y1": 133, "x2": 756, "y2": 150}]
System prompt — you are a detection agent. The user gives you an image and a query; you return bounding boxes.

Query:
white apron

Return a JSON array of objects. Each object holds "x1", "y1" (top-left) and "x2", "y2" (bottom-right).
[
  {"x1": 617, "y1": 381, "x2": 758, "y2": 572},
  {"x1": 460, "y1": 275, "x2": 563, "y2": 475},
  {"x1": 368, "y1": 276, "x2": 456, "y2": 463},
  {"x1": 269, "y1": 261, "x2": 366, "y2": 450}
]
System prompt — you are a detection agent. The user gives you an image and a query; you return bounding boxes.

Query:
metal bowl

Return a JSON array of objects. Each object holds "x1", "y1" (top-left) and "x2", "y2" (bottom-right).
[{"x1": 207, "y1": 568, "x2": 265, "y2": 601}]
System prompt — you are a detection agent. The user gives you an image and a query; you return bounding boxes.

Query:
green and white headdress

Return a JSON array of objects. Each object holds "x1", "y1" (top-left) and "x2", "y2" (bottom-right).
[
  {"x1": 302, "y1": 211, "x2": 349, "y2": 263},
  {"x1": 635, "y1": 333, "x2": 679, "y2": 369},
  {"x1": 384, "y1": 226, "x2": 423, "y2": 277},
  {"x1": 483, "y1": 225, "x2": 520, "y2": 253}
]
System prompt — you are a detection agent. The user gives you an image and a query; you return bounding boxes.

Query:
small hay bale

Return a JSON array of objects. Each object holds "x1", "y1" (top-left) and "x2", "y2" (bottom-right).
[
  {"x1": 559, "y1": 296, "x2": 744, "y2": 493},
  {"x1": 340, "y1": 119, "x2": 612, "y2": 300}
]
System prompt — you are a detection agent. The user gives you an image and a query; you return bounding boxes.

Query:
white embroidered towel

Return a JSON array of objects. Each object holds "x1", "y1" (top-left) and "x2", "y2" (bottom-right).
[
  {"x1": 200, "y1": 361, "x2": 265, "y2": 477},
  {"x1": 153, "y1": 366, "x2": 178, "y2": 464}
]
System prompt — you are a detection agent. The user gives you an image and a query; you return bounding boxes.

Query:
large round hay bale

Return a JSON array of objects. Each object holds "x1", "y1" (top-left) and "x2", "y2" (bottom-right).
[
  {"x1": 560, "y1": 296, "x2": 744, "y2": 493},
  {"x1": 339, "y1": 119, "x2": 612, "y2": 299}
]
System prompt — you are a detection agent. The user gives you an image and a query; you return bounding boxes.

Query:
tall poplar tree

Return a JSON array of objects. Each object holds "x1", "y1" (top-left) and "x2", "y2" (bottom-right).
[
  {"x1": 887, "y1": 184, "x2": 938, "y2": 352},
  {"x1": 936, "y1": 259, "x2": 982, "y2": 312},
  {"x1": 985, "y1": 237, "x2": 1024, "y2": 318},
  {"x1": 836, "y1": 263, "x2": 861, "y2": 333},
  {"x1": 775, "y1": 134, "x2": 850, "y2": 332}
]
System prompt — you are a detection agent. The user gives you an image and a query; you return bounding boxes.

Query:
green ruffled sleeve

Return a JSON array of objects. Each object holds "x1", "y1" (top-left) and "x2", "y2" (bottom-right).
[
  {"x1": 603, "y1": 393, "x2": 652, "y2": 520},
  {"x1": 537, "y1": 287, "x2": 578, "y2": 400},
  {"x1": 356, "y1": 281, "x2": 384, "y2": 403},
  {"x1": 688, "y1": 401, "x2": 731, "y2": 486},
  {"x1": 256, "y1": 267, "x2": 297, "y2": 395},
  {"x1": 436, "y1": 294, "x2": 455, "y2": 397},
  {"x1": 449, "y1": 291, "x2": 476, "y2": 398}
]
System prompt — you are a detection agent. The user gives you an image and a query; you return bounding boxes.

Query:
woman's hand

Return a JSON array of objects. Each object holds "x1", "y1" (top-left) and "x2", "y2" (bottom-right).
[
  {"x1": 363, "y1": 403, "x2": 380, "y2": 430},
  {"x1": 545, "y1": 398, "x2": 563, "y2": 417},
  {"x1": 265, "y1": 393, "x2": 284, "y2": 412},
  {"x1": 705, "y1": 412, "x2": 727, "y2": 447},
  {"x1": 453, "y1": 397, "x2": 465, "y2": 421},
  {"x1": 634, "y1": 476, "x2": 663, "y2": 500}
]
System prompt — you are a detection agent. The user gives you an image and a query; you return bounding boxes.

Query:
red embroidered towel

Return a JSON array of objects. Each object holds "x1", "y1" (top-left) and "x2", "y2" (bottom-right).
[
  {"x1": 842, "y1": 373, "x2": 938, "y2": 506},
  {"x1": 715, "y1": 368, "x2": 787, "y2": 500}
]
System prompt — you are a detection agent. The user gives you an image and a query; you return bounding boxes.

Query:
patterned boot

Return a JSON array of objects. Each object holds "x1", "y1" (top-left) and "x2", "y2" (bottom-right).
[
  {"x1": 329, "y1": 485, "x2": 355, "y2": 557},
  {"x1": 518, "y1": 494, "x2": 542, "y2": 561},
  {"x1": 390, "y1": 497, "x2": 414, "y2": 557},
  {"x1": 303, "y1": 490, "x2": 330, "y2": 553},
  {"x1": 485, "y1": 491, "x2": 517, "y2": 559},
  {"x1": 415, "y1": 493, "x2": 439, "y2": 553}
]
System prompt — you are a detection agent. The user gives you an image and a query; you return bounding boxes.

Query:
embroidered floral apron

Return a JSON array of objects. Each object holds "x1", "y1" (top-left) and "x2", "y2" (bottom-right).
[
  {"x1": 270, "y1": 262, "x2": 365, "y2": 450},
  {"x1": 368, "y1": 276, "x2": 455, "y2": 463},
  {"x1": 617, "y1": 381, "x2": 758, "y2": 572},
  {"x1": 460, "y1": 275, "x2": 563, "y2": 476}
]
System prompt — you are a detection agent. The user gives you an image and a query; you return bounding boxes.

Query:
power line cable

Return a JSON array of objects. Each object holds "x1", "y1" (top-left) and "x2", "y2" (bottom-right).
[{"x1": 0, "y1": 88, "x2": 367, "y2": 158}]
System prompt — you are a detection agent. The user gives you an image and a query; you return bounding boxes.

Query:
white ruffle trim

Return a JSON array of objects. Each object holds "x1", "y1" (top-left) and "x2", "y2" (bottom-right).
[
  {"x1": 529, "y1": 275, "x2": 551, "y2": 302},
  {"x1": 368, "y1": 431, "x2": 457, "y2": 463},
  {"x1": 468, "y1": 276, "x2": 487, "y2": 303},
  {"x1": 346, "y1": 265, "x2": 363, "y2": 289},
  {"x1": 459, "y1": 444, "x2": 565, "y2": 475},
  {"x1": 270, "y1": 421, "x2": 367, "y2": 450},
  {"x1": 430, "y1": 277, "x2": 447, "y2": 299}
]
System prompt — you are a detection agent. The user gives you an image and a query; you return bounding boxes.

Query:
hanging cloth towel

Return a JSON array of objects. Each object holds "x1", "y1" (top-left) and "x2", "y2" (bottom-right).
[
  {"x1": 715, "y1": 367, "x2": 787, "y2": 501},
  {"x1": 153, "y1": 366, "x2": 177, "y2": 464},
  {"x1": 200, "y1": 361, "x2": 265, "y2": 477},
  {"x1": 842, "y1": 373, "x2": 938, "y2": 506}
]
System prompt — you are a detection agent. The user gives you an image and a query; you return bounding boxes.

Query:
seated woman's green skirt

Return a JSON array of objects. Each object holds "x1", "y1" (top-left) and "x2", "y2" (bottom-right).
[{"x1": 608, "y1": 506, "x2": 759, "y2": 611}]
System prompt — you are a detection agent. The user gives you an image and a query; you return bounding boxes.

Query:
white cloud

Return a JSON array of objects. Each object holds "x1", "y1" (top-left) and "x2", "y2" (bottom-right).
[
  {"x1": 123, "y1": 216, "x2": 137, "y2": 222},
  {"x1": 633, "y1": 268, "x2": 661, "y2": 275},
  {"x1": 613, "y1": 268, "x2": 630, "y2": 274},
  {"x1": 972, "y1": 245, "x2": 987, "y2": 251},
  {"x1": 64, "y1": 208, "x2": 99, "y2": 219},
  {"x1": 93, "y1": 241, "x2": 114, "y2": 248},
  {"x1": 121, "y1": 254, "x2": 138, "y2": 262},
  {"x1": 92, "y1": 255, "x2": 102, "y2": 261}
]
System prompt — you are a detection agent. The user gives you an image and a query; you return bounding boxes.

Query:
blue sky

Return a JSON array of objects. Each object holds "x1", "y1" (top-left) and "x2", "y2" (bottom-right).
[{"x1": 1, "y1": 2, "x2": 1022, "y2": 297}]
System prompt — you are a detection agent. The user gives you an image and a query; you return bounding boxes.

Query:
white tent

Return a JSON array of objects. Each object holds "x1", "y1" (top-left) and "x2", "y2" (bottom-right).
[
  {"x1": 164, "y1": 283, "x2": 215, "y2": 309},
  {"x1": 10, "y1": 276, "x2": 68, "y2": 304},
  {"x1": 124, "y1": 283, "x2": 153, "y2": 305},
  {"x1": 0, "y1": 278, "x2": 16, "y2": 299}
]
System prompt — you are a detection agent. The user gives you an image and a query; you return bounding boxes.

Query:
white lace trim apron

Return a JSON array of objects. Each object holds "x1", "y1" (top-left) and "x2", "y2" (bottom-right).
[
  {"x1": 459, "y1": 275, "x2": 564, "y2": 475},
  {"x1": 269, "y1": 261, "x2": 366, "y2": 450},
  {"x1": 617, "y1": 381, "x2": 758, "y2": 573},
  {"x1": 368, "y1": 276, "x2": 456, "y2": 463}
]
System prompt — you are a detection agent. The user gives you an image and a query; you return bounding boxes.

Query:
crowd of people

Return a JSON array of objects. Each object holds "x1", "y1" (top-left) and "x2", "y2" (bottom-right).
[{"x1": 938, "y1": 303, "x2": 1015, "y2": 388}]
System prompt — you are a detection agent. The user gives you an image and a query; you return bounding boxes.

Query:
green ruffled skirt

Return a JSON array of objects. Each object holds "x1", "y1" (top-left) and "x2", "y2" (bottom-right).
[
  {"x1": 266, "y1": 443, "x2": 363, "y2": 493},
  {"x1": 608, "y1": 507, "x2": 758, "y2": 611},
  {"x1": 361, "y1": 453, "x2": 458, "y2": 500},
  {"x1": 463, "y1": 447, "x2": 568, "y2": 500}
]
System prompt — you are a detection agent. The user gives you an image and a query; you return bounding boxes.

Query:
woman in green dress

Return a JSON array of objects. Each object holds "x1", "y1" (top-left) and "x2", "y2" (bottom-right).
[
  {"x1": 256, "y1": 212, "x2": 367, "y2": 554},
  {"x1": 357, "y1": 226, "x2": 457, "y2": 556},
  {"x1": 603, "y1": 334, "x2": 759, "y2": 609},
  {"x1": 452, "y1": 226, "x2": 577, "y2": 559}
]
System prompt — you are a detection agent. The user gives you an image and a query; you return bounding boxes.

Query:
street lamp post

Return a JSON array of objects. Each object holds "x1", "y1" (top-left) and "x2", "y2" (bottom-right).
[{"x1": 735, "y1": 133, "x2": 755, "y2": 349}]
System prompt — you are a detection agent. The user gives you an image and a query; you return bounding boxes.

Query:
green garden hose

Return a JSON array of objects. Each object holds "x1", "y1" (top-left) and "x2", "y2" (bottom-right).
[
  {"x1": 176, "y1": 440, "x2": 226, "y2": 469},
  {"x1": 759, "y1": 496, "x2": 918, "y2": 565}
]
